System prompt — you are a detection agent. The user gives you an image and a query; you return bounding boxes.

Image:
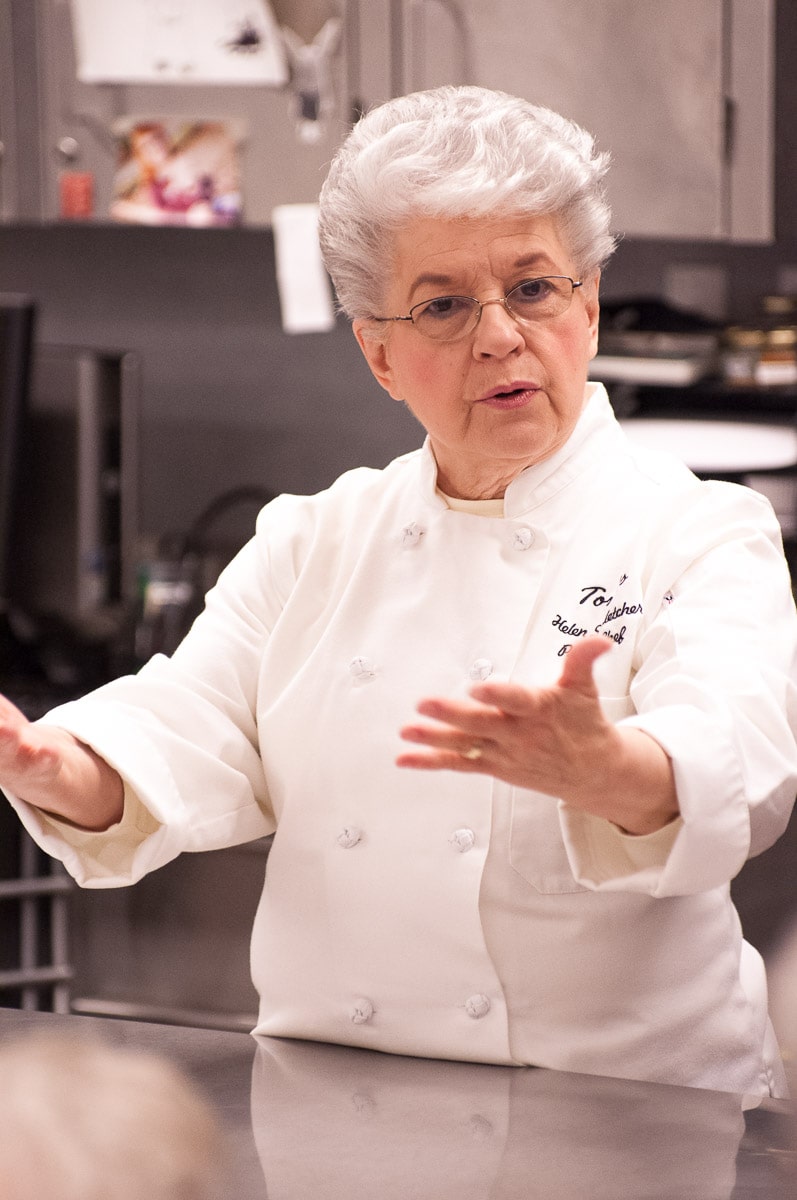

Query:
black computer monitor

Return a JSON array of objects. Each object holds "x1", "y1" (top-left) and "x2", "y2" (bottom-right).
[{"x1": 0, "y1": 295, "x2": 36, "y2": 659}]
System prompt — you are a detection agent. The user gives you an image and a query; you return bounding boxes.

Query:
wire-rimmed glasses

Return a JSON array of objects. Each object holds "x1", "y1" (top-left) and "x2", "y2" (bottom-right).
[{"x1": 371, "y1": 276, "x2": 583, "y2": 342}]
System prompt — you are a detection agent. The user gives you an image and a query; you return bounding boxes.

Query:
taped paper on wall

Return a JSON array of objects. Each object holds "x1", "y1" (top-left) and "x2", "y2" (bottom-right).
[
  {"x1": 272, "y1": 204, "x2": 335, "y2": 335},
  {"x1": 69, "y1": 0, "x2": 288, "y2": 86}
]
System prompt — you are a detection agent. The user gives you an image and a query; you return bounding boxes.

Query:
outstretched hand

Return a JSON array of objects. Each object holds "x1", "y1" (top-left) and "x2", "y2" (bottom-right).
[
  {"x1": 0, "y1": 694, "x2": 124, "y2": 831},
  {"x1": 397, "y1": 636, "x2": 677, "y2": 835},
  {"x1": 0, "y1": 694, "x2": 65, "y2": 793}
]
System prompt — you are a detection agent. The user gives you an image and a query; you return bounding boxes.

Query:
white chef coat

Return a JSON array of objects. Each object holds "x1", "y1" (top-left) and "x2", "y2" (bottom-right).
[{"x1": 11, "y1": 384, "x2": 797, "y2": 1096}]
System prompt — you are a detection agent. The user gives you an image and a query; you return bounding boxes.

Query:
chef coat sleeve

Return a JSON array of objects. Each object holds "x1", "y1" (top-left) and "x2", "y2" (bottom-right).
[
  {"x1": 559, "y1": 480, "x2": 797, "y2": 897},
  {"x1": 5, "y1": 500, "x2": 302, "y2": 887}
]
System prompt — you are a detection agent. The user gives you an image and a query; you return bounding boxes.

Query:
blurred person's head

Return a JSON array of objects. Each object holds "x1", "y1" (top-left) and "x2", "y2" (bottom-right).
[{"x1": 0, "y1": 1030, "x2": 225, "y2": 1200}]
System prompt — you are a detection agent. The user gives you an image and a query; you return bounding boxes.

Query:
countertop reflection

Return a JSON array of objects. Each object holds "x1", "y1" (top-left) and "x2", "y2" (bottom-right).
[{"x1": 1, "y1": 1008, "x2": 794, "y2": 1198}]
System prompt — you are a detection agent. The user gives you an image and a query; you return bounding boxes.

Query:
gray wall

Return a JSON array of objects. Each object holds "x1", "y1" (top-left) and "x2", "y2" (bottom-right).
[{"x1": 0, "y1": 223, "x2": 423, "y2": 543}]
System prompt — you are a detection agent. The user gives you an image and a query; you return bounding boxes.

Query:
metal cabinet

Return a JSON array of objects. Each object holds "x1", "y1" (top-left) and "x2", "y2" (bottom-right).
[
  {"x1": 0, "y1": 0, "x2": 776, "y2": 239},
  {"x1": 356, "y1": 0, "x2": 774, "y2": 242},
  {"x1": 0, "y1": 822, "x2": 73, "y2": 1014},
  {"x1": 0, "y1": 0, "x2": 351, "y2": 226}
]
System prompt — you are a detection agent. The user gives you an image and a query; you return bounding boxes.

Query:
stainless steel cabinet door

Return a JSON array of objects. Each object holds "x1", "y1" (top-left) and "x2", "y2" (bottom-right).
[
  {"x1": 0, "y1": 0, "x2": 774, "y2": 239},
  {"x1": 385, "y1": 0, "x2": 773, "y2": 242}
]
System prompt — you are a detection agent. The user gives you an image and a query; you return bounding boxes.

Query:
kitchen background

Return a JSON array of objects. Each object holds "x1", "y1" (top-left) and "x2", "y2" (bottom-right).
[{"x1": 1, "y1": 0, "x2": 797, "y2": 1028}]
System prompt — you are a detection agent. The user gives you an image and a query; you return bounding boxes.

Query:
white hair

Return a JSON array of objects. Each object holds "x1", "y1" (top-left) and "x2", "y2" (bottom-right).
[
  {"x1": 318, "y1": 85, "x2": 616, "y2": 319},
  {"x1": 0, "y1": 1031, "x2": 226, "y2": 1200}
]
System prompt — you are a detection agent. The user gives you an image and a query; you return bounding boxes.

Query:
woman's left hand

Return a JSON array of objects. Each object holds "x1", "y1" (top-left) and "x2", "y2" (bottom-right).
[{"x1": 397, "y1": 635, "x2": 678, "y2": 836}]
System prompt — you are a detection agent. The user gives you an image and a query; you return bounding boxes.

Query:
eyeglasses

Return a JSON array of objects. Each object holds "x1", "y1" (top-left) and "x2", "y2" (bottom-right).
[{"x1": 371, "y1": 276, "x2": 583, "y2": 342}]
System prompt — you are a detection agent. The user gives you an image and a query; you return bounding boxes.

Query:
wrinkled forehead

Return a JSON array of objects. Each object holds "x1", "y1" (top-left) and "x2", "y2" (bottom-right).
[{"x1": 384, "y1": 211, "x2": 575, "y2": 302}]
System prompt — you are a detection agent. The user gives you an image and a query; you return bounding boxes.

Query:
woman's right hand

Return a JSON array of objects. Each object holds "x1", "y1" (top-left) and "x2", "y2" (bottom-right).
[{"x1": 0, "y1": 694, "x2": 124, "y2": 831}]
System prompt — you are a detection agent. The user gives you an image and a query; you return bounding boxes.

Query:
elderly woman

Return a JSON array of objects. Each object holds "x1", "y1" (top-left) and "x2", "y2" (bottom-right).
[{"x1": 2, "y1": 86, "x2": 797, "y2": 1097}]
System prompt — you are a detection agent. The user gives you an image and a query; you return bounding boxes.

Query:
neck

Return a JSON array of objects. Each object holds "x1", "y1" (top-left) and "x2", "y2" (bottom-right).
[{"x1": 433, "y1": 456, "x2": 524, "y2": 501}]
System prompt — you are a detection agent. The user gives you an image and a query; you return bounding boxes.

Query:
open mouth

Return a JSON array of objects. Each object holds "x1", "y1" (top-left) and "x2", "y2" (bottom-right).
[{"x1": 479, "y1": 384, "x2": 538, "y2": 408}]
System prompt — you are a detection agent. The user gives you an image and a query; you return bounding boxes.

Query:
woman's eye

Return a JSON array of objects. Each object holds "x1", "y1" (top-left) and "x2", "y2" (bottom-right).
[
  {"x1": 421, "y1": 296, "x2": 470, "y2": 319},
  {"x1": 515, "y1": 278, "x2": 553, "y2": 302}
]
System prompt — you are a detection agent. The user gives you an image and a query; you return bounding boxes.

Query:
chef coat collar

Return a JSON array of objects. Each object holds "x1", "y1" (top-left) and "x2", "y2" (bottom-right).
[{"x1": 419, "y1": 383, "x2": 624, "y2": 519}]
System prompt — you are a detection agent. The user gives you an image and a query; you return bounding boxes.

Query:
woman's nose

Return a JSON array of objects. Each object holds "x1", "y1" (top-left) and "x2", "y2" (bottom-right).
[{"x1": 471, "y1": 298, "x2": 526, "y2": 358}]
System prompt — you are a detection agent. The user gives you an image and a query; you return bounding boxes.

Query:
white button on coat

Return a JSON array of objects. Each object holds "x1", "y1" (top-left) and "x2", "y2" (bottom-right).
[
  {"x1": 351, "y1": 1091, "x2": 376, "y2": 1118},
  {"x1": 468, "y1": 1113, "x2": 495, "y2": 1140},
  {"x1": 348, "y1": 656, "x2": 377, "y2": 682},
  {"x1": 351, "y1": 997, "x2": 375, "y2": 1024},
  {"x1": 337, "y1": 826, "x2": 363, "y2": 849},
  {"x1": 449, "y1": 828, "x2": 476, "y2": 853},
  {"x1": 511, "y1": 526, "x2": 535, "y2": 550},
  {"x1": 400, "y1": 521, "x2": 425, "y2": 547},
  {"x1": 468, "y1": 658, "x2": 493, "y2": 681},
  {"x1": 465, "y1": 994, "x2": 491, "y2": 1019}
]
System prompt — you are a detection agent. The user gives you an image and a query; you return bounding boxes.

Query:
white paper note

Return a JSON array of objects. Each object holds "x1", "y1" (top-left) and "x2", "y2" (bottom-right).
[
  {"x1": 69, "y1": 0, "x2": 288, "y2": 86},
  {"x1": 271, "y1": 204, "x2": 336, "y2": 335}
]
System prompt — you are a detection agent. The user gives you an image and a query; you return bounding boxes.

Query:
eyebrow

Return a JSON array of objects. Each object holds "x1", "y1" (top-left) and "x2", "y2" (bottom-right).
[{"x1": 408, "y1": 253, "x2": 562, "y2": 300}]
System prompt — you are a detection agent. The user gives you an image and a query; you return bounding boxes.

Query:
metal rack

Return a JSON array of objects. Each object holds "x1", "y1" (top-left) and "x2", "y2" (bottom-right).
[{"x1": 0, "y1": 828, "x2": 73, "y2": 1011}]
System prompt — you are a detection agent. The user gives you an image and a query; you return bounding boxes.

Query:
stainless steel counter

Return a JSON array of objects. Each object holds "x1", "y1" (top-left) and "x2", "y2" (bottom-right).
[{"x1": 1, "y1": 1007, "x2": 794, "y2": 1198}]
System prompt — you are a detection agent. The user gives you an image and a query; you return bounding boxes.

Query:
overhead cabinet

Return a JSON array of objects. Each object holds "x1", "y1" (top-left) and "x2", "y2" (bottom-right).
[
  {"x1": 359, "y1": 0, "x2": 774, "y2": 243},
  {"x1": 0, "y1": 0, "x2": 775, "y2": 241},
  {"x1": 0, "y1": 0, "x2": 348, "y2": 226}
]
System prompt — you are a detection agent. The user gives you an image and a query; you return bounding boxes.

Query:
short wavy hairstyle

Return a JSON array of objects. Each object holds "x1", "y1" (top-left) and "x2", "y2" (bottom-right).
[{"x1": 318, "y1": 85, "x2": 617, "y2": 320}]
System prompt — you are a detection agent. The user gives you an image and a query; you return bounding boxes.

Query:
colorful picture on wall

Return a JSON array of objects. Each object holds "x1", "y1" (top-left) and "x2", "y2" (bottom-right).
[{"x1": 110, "y1": 119, "x2": 245, "y2": 227}]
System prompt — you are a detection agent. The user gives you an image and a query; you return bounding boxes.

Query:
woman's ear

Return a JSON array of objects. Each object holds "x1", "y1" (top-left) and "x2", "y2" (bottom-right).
[
  {"x1": 353, "y1": 320, "x2": 403, "y2": 399},
  {"x1": 584, "y1": 271, "x2": 601, "y2": 359}
]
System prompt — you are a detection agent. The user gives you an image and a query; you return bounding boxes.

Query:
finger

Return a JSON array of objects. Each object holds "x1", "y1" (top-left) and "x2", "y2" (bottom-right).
[
  {"x1": 398, "y1": 705, "x2": 499, "y2": 768},
  {"x1": 396, "y1": 744, "x2": 490, "y2": 773},
  {"x1": 467, "y1": 679, "x2": 536, "y2": 716},
  {"x1": 556, "y1": 634, "x2": 613, "y2": 694},
  {"x1": 468, "y1": 638, "x2": 615, "y2": 714},
  {"x1": 415, "y1": 696, "x2": 499, "y2": 723},
  {"x1": 0, "y1": 716, "x2": 60, "y2": 782},
  {"x1": 0, "y1": 693, "x2": 28, "y2": 726},
  {"x1": 399, "y1": 719, "x2": 489, "y2": 753},
  {"x1": 409, "y1": 698, "x2": 502, "y2": 742}
]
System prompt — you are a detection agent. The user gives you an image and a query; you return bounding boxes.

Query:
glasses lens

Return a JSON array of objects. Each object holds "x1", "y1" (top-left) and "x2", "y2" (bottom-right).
[
  {"x1": 506, "y1": 277, "x2": 574, "y2": 321},
  {"x1": 411, "y1": 295, "x2": 480, "y2": 341}
]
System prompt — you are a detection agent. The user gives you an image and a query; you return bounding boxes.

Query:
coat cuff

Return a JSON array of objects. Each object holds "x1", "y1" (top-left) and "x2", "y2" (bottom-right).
[{"x1": 560, "y1": 705, "x2": 750, "y2": 895}]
